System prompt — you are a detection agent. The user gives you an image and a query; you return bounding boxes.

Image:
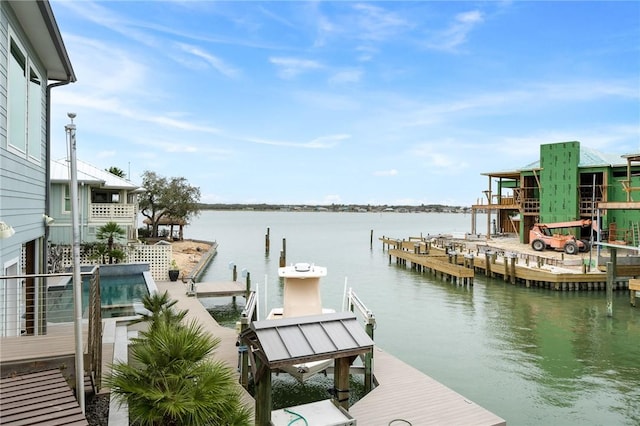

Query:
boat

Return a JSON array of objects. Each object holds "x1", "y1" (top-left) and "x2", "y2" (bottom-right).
[{"x1": 267, "y1": 262, "x2": 335, "y2": 381}]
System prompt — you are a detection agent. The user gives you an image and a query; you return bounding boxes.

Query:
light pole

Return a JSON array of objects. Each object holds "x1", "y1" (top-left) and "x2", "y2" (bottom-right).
[{"x1": 65, "y1": 112, "x2": 85, "y2": 412}]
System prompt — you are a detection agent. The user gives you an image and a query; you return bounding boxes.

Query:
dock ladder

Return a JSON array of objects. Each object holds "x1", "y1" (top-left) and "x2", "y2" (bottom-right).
[{"x1": 633, "y1": 222, "x2": 640, "y2": 247}]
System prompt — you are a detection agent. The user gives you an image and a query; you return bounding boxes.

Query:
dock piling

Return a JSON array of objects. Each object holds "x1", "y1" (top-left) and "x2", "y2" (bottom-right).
[
  {"x1": 265, "y1": 227, "x2": 270, "y2": 254},
  {"x1": 606, "y1": 262, "x2": 614, "y2": 317}
]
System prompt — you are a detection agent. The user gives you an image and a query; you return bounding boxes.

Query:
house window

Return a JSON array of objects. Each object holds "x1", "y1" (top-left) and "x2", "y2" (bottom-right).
[
  {"x1": 7, "y1": 29, "x2": 43, "y2": 164},
  {"x1": 64, "y1": 185, "x2": 71, "y2": 213},
  {"x1": 28, "y1": 67, "x2": 43, "y2": 161}
]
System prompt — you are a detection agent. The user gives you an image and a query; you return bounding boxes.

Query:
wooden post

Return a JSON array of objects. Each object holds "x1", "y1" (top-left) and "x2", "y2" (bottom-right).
[
  {"x1": 370, "y1": 229, "x2": 374, "y2": 249},
  {"x1": 630, "y1": 279, "x2": 639, "y2": 307},
  {"x1": 280, "y1": 238, "x2": 287, "y2": 267},
  {"x1": 364, "y1": 323, "x2": 374, "y2": 393},
  {"x1": 610, "y1": 247, "x2": 617, "y2": 278},
  {"x1": 245, "y1": 272, "x2": 251, "y2": 300},
  {"x1": 334, "y1": 356, "x2": 354, "y2": 410},
  {"x1": 485, "y1": 252, "x2": 492, "y2": 277},
  {"x1": 606, "y1": 261, "x2": 614, "y2": 318},
  {"x1": 239, "y1": 323, "x2": 249, "y2": 388},
  {"x1": 503, "y1": 256, "x2": 509, "y2": 282},
  {"x1": 232, "y1": 265, "x2": 237, "y2": 282},
  {"x1": 510, "y1": 255, "x2": 516, "y2": 284},
  {"x1": 265, "y1": 227, "x2": 270, "y2": 254},
  {"x1": 255, "y1": 359, "x2": 272, "y2": 426}
]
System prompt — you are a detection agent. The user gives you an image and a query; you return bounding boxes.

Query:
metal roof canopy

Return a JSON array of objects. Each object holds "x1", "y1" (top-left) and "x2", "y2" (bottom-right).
[
  {"x1": 241, "y1": 312, "x2": 374, "y2": 424},
  {"x1": 241, "y1": 311, "x2": 374, "y2": 369}
]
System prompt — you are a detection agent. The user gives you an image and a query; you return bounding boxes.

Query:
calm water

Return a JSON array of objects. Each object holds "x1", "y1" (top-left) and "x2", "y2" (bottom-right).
[{"x1": 186, "y1": 211, "x2": 639, "y2": 425}]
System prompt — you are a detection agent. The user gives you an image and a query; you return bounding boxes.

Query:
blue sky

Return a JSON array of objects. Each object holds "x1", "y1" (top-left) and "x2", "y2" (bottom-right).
[{"x1": 49, "y1": 1, "x2": 639, "y2": 206}]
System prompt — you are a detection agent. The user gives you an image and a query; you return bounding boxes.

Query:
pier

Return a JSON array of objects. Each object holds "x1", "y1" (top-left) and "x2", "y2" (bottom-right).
[
  {"x1": 382, "y1": 236, "x2": 634, "y2": 291},
  {"x1": 158, "y1": 276, "x2": 506, "y2": 424},
  {"x1": 350, "y1": 347, "x2": 505, "y2": 425}
]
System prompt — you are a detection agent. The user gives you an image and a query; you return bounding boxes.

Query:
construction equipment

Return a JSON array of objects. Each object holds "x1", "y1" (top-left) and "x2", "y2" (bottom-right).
[{"x1": 529, "y1": 219, "x2": 595, "y2": 255}]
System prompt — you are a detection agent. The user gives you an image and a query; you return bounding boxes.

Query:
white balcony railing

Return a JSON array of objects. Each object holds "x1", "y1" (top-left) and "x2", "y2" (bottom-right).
[{"x1": 90, "y1": 203, "x2": 136, "y2": 220}]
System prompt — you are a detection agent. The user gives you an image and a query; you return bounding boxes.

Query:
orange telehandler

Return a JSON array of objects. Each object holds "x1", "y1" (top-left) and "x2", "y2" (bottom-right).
[{"x1": 529, "y1": 219, "x2": 595, "y2": 255}]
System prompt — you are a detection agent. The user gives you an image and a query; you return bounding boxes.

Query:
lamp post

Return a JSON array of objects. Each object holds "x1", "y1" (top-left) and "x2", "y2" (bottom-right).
[{"x1": 65, "y1": 113, "x2": 85, "y2": 412}]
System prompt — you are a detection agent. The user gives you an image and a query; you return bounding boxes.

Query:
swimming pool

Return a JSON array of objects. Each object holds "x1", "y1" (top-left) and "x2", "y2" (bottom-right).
[{"x1": 47, "y1": 263, "x2": 157, "y2": 322}]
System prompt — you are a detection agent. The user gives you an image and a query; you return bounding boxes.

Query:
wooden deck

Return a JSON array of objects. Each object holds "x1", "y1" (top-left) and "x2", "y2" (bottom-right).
[
  {"x1": 159, "y1": 280, "x2": 505, "y2": 425},
  {"x1": 0, "y1": 369, "x2": 88, "y2": 425},
  {"x1": 350, "y1": 347, "x2": 505, "y2": 425},
  {"x1": 194, "y1": 280, "x2": 248, "y2": 298},
  {"x1": 389, "y1": 248, "x2": 475, "y2": 284},
  {"x1": 383, "y1": 237, "x2": 635, "y2": 291},
  {"x1": 0, "y1": 324, "x2": 88, "y2": 365}
]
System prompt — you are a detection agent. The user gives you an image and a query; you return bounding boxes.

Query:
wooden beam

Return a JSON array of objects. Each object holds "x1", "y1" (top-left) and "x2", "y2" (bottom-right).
[{"x1": 598, "y1": 202, "x2": 640, "y2": 209}]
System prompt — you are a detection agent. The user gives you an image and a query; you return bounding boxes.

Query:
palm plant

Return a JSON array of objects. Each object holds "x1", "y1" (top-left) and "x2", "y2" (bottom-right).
[
  {"x1": 95, "y1": 221, "x2": 126, "y2": 264},
  {"x1": 131, "y1": 291, "x2": 186, "y2": 330},
  {"x1": 108, "y1": 293, "x2": 251, "y2": 425}
]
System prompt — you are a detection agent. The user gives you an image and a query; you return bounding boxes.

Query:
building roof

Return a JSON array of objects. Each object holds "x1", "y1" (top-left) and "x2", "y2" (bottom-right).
[
  {"x1": 6, "y1": 1, "x2": 75, "y2": 82},
  {"x1": 482, "y1": 144, "x2": 629, "y2": 178},
  {"x1": 50, "y1": 158, "x2": 144, "y2": 192},
  {"x1": 241, "y1": 312, "x2": 374, "y2": 369}
]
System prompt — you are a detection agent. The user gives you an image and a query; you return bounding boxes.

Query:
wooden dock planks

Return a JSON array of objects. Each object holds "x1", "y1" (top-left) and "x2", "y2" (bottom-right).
[
  {"x1": 350, "y1": 347, "x2": 505, "y2": 425},
  {"x1": 0, "y1": 324, "x2": 88, "y2": 365},
  {"x1": 194, "y1": 281, "x2": 248, "y2": 298},
  {"x1": 389, "y1": 249, "x2": 474, "y2": 281},
  {"x1": 0, "y1": 369, "x2": 88, "y2": 426}
]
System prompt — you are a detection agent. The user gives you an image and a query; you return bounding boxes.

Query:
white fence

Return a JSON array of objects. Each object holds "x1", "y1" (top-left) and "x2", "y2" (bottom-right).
[{"x1": 51, "y1": 243, "x2": 172, "y2": 282}]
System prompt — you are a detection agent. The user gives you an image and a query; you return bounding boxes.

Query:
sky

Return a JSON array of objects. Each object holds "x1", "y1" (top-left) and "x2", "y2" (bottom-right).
[{"x1": 48, "y1": 1, "x2": 640, "y2": 206}]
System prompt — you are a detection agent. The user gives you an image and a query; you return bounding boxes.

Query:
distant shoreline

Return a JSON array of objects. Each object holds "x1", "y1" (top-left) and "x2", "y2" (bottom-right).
[{"x1": 198, "y1": 203, "x2": 472, "y2": 213}]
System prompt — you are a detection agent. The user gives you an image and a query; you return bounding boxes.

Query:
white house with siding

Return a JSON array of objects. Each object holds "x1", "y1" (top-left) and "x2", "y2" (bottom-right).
[
  {"x1": 48, "y1": 158, "x2": 144, "y2": 245},
  {"x1": 0, "y1": 1, "x2": 75, "y2": 336}
]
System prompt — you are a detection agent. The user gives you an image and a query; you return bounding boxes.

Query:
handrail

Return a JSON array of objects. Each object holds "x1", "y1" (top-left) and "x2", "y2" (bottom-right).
[
  {"x1": 240, "y1": 290, "x2": 257, "y2": 324},
  {"x1": 347, "y1": 288, "x2": 375, "y2": 325},
  {"x1": 0, "y1": 266, "x2": 99, "y2": 281}
]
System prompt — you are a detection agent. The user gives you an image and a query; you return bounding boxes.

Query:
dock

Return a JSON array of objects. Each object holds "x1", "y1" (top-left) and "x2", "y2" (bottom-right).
[
  {"x1": 382, "y1": 236, "x2": 633, "y2": 291},
  {"x1": 350, "y1": 347, "x2": 505, "y2": 425},
  {"x1": 389, "y1": 248, "x2": 475, "y2": 285},
  {"x1": 193, "y1": 280, "x2": 248, "y2": 298},
  {"x1": 157, "y1": 278, "x2": 507, "y2": 425}
]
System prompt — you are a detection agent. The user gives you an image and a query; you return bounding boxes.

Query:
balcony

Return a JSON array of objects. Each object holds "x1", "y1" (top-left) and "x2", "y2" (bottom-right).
[{"x1": 90, "y1": 203, "x2": 136, "y2": 221}]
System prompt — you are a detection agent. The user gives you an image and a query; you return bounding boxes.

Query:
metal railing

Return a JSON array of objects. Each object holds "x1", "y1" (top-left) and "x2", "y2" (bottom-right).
[{"x1": 0, "y1": 267, "x2": 102, "y2": 391}]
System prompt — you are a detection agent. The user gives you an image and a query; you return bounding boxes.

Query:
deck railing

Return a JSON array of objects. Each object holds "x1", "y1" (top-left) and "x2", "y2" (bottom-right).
[
  {"x1": 0, "y1": 267, "x2": 102, "y2": 390},
  {"x1": 89, "y1": 202, "x2": 136, "y2": 220}
]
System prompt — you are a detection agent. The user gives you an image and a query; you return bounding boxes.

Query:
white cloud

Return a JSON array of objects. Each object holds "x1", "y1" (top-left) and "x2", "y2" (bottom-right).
[
  {"x1": 175, "y1": 43, "x2": 240, "y2": 78},
  {"x1": 426, "y1": 9, "x2": 484, "y2": 51},
  {"x1": 270, "y1": 57, "x2": 323, "y2": 79},
  {"x1": 240, "y1": 133, "x2": 348, "y2": 148}
]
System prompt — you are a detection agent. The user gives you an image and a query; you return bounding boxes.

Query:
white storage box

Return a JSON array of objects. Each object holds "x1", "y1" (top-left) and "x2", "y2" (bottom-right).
[{"x1": 271, "y1": 399, "x2": 356, "y2": 426}]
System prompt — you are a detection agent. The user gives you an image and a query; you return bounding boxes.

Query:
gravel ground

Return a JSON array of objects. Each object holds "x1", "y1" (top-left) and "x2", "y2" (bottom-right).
[{"x1": 85, "y1": 393, "x2": 110, "y2": 426}]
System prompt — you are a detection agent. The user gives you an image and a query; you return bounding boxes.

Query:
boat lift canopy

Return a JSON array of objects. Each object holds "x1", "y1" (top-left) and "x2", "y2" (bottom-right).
[
  {"x1": 240, "y1": 311, "x2": 374, "y2": 425},
  {"x1": 240, "y1": 311, "x2": 373, "y2": 369}
]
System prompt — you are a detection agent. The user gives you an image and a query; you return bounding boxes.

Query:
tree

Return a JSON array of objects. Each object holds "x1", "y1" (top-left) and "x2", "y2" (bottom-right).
[
  {"x1": 107, "y1": 166, "x2": 126, "y2": 178},
  {"x1": 95, "y1": 221, "x2": 127, "y2": 264},
  {"x1": 131, "y1": 291, "x2": 187, "y2": 331},
  {"x1": 107, "y1": 292, "x2": 252, "y2": 426},
  {"x1": 139, "y1": 171, "x2": 201, "y2": 238}
]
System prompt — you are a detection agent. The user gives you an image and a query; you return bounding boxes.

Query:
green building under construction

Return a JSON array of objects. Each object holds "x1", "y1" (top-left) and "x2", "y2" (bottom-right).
[{"x1": 472, "y1": 141, "x2": 640, "y2": 245}]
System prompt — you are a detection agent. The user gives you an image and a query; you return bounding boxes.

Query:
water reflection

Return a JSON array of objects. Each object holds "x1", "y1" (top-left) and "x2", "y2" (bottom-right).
[{"x1": 480, "y1": 280, "x2": 640, "y2": 424}]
